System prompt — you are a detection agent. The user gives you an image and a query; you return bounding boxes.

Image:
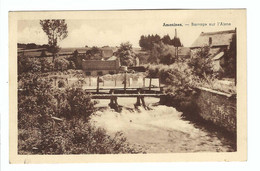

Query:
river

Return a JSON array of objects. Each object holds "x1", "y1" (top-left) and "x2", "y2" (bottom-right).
[{"x1": 90, "y1": 97, "x2": 236, "y2": 153}]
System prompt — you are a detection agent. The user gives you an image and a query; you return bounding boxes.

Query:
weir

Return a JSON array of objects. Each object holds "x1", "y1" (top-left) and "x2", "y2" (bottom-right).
[{"x1": 86, "y1": 87, "x2": 165, "y2": 111}]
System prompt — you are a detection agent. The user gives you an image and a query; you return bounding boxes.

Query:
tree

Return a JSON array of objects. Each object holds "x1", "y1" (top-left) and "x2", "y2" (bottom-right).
[
  {"x1": 162, "y1": 35, "x2": 171, "y2": 45},
  {"x1": 188, "y1": 46, "x2": 213, "y2": 78},
  {"x1": 85, "y1": 46, "x2": 102, "y2": 60},
  {"x1": 221, "y1": 34, "x2": 237, "y2": 80},
  {"x1": 115, "y1": 42, "x2": 136, "y2": 66},
  {"x1": 149, "y1": 42, "x2": 176, "y2": 65},
  {"x1": 171, "y1": 36, "x2": 182, "y2": 58},
  {"x1": 171, "y1": 37, "x2": 182, "y2": 47},
  {"x1": 40, "y1": 20, "x2": 68, "y2": 61}
]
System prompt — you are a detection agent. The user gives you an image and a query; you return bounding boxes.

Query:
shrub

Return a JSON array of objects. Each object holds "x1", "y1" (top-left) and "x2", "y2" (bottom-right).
[
  {"x1": 188, "y1": 46, "x2": 214, "y2": 78},
  {"x1": 58, "y1": 80, "x2": 66, "y2": 88},
  {"x1": 40, "y1": 58, "x2": 54, "y2": 73},
  {"x1": 18, "y1": 73, "x2": 142, "y2": 154},
  {"x1": 54, "y1": 57, "x2": 70, "y2": 71},
  {"x1": 18, "y1": 56, "x2": 42, "y2": 74}
]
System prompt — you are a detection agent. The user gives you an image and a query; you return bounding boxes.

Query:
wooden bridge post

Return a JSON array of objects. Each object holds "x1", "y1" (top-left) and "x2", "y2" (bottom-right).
[
  {"x1": 97, "y1": 76, "x2": 99, "y2": 93},
  {"x1": 124, "y1": 72, "x2": 127, "y2": 93},
  {"x1": 149, "y1": 77, "x2": 152, "y2": 91},
  {"x1": 140, "y1": 96, "x2": 147, "y2": 109},
  {"x1": 109, "y1": 89, "x2": 119, "y2": 111}
]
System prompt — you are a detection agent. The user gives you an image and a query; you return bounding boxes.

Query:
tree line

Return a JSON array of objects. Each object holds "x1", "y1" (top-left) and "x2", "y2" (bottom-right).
[
  {"x1": 139, "y1": 34, "x2": 182, "y2": 51},
  {"x1": 18, "y1": 43, "x2": 50, "y2": 50}
]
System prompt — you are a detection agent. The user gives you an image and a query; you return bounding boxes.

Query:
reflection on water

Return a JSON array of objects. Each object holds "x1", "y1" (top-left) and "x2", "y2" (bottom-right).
[{"x1": 91, "y1": 98, "x2": 236, "y2": 153}]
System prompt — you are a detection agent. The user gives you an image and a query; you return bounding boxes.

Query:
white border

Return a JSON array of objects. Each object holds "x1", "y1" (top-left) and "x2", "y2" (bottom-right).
[{"x1": 1, "y1": 0, "x2": 259, "y2": 170}]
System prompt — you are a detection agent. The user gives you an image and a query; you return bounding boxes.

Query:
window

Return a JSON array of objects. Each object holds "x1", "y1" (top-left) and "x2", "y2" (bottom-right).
[
  {"x1": 109, "y1": 71, "x2": 115, "y2": 75},
  {"x1": 97, "y1": 71, "x2": 103, "y2": 76},
  {"x1": 86, "y1": 71, "x2": 91, "y2": 76}
]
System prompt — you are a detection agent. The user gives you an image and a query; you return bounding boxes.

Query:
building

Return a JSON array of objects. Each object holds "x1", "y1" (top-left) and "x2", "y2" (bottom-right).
[
  {"x1": 82, "y1": 58, "x2": 120, "y2": 76},
  {"x1": 190, "y1": 29, "x2": 236, "y2": 72}
]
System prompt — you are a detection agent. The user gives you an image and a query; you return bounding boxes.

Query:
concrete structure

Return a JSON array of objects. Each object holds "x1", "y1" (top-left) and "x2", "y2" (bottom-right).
[{"x1": 195, "y1": 87, "x2": 236, "y2": 134}]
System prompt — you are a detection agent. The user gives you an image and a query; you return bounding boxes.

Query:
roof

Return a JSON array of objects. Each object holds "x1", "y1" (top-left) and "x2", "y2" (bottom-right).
[
  {"x1": 190, "y1": 29, "x2": 236, "y2": 48},
  {"x1": 82, "y1": 59, "x2": 120, "y2": 71}
]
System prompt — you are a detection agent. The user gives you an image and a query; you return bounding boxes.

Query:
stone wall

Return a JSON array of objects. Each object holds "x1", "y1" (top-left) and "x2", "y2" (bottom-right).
[{"x1": 195, "y1": 87, "x2": 236, "y2": 134}]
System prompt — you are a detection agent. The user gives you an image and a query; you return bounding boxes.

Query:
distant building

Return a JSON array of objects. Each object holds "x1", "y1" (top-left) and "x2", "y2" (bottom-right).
[
  {"x1": 190, "y1": 29, "x2": 236, "y2": 72},
  {"x1": 82, "y1": 58, "x2": 120, "y2": 76}
]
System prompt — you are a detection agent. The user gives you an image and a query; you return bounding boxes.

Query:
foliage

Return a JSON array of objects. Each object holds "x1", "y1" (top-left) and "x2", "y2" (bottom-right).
[
  {"x1": 85, "y1": 46, "x2": 102, "y2": 60},
  {"x1": 18, "y1": 56, "x2": 41, "y2": 74},
  {"x1": 148, "y1": 42, "x2": 176, "y2": 65},
  {"x1": 18, "y1": 72, "x2": 141, "y2": 154},
  {"x1": 188, "y1": 46, "x2": 214, "y2": 78},
  {"x1": 54, "y1": 57, "x2": 70, "y2": 71},
  {"x1": 139, "y1": 34, "x2": 161, "y2": 50},
  {"x1": 18, "y1": 43, "x2": 49, "y2": 49},
  {"x1": 115, "y1": 42, "x2": 136, "y2": 66},
  {"x1": 58, "y1": 80, "x2": 66, "y2": 88},
  {"x1": 171, "y1": 36, "x2": 182, "y2": 47},
  {"x1": 221, "y1": 34, "x2": 237, "y2": 78},
  {"x1": 161, "y1": 35, "x2": 171, "y2": 45},
  {"x1": 40, "y1": 19, "x2": 68, "y2": 61},
  {"x1": 146, "y1": 63, "x2": 200, "y2": 120},
  {"x1": 139, "y1": 34, "x2": 183, "y2": 51},
  {"x1": 40, "y1": 58, "x2": 54, "y2": 73},
  {"x1": 67, "y1": 50, "x2": 79, "y2": 69}
]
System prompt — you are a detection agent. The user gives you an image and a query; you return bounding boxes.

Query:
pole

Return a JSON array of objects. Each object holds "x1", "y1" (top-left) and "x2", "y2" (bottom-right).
[
  {"x1": 97, "y1": 76, "x2": 99, "y2": 93},
  {"x1": 124, "y1": 72, "x2": 126, "y2": 93},
  {"x1": 149, "y1": 77, "x2": 152, "y2": 91}
]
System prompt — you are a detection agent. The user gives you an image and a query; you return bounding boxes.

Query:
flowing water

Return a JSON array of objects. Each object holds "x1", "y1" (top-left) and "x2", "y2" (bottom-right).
[{"x1": 90, "y1": 97, "x2": 236, "y2": 153}]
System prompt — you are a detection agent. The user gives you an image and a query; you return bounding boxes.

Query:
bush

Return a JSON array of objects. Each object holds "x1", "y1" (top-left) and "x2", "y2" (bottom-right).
[
  {"x1": 18, "y1": 73, "x2": 142, "y2": 154},
  {"x1": 58, "y1": 80, "x2": 66, "y2": 88},
  {"x1": 18, "y1": 56, "x2": 42, "y2": 74},
  {"x1": 54, "y1": 57, "x2": 70, "y2": 71},
  {"x1": 146, "y1": 63, "x2": 197, "y2": 114},
  {"x1": 188, "y1": 46, "x2": 214, "y2": 78},
  {"x1": 149, "y1": 42, "x2": 176, "y2": 65},
  {"x1": 40, "y1": 58, "x2": 54, "y2": 73},
  {"x1": 18, "y1": 117, "x2": 142, "y2": 154}
]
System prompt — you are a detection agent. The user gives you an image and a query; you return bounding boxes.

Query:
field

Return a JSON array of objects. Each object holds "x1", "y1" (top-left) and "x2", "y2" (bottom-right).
[{"x1": 18, "y1": 47, "x2": 144, "y2": 58}]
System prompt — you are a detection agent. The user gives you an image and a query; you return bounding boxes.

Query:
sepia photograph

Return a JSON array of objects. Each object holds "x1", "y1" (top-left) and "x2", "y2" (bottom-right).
[{"x1": 9, "y1": 9, "x2": 247, "y2": 163}]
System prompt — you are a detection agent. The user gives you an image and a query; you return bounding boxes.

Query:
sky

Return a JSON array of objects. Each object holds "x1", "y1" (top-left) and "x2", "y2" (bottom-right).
[{"x1": 18, "y1": 19, "x2": 236, "y2": 48}]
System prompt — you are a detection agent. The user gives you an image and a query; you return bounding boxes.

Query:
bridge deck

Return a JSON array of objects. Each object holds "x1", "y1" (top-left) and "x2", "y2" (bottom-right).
[{"x1": 91, "y1": 93, "x2": 165, "y2": 99}]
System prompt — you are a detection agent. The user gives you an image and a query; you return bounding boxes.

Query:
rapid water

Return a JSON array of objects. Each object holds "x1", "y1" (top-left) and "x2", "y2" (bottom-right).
[{"x1": 91, "y1": 98, "x2": 235, "y2": 153}]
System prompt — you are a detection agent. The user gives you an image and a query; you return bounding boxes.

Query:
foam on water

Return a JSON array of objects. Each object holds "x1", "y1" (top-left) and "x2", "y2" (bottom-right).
[{"x1": 90, "y1": 98, "x2": 235, "y2": 153}]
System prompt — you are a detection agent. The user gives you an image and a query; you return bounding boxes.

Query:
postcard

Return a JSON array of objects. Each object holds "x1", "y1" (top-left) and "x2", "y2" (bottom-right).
[{"x1": 9, "y1": 9, "x2": 247, "y2": 163}]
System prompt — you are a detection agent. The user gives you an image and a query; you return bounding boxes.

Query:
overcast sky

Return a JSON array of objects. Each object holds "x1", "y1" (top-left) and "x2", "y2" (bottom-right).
[{"x1": 18, "y1": 19, "x2": 235, "y2": 48}]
